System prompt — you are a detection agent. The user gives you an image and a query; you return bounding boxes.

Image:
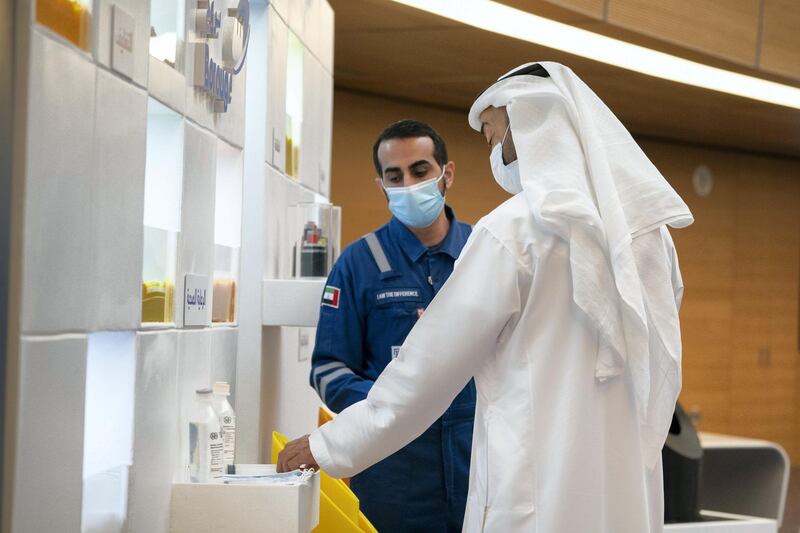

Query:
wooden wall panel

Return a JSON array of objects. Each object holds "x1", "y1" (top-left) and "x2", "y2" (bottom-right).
[
  {"x1": 759, "y1": 0, "x2": 800, "y2": 81},
  {"x1": 642, "y1": 141, "x2": 738, "y2": 435},
  {"x1": 606, "y1": 0, "x2": 760, "y2": 65},
  {"x1": 729, "y1": 162, "x2": 800, "y2": 461},
  {"x1": 332, "y1": 89, "x2": 800, "y2": 462}
]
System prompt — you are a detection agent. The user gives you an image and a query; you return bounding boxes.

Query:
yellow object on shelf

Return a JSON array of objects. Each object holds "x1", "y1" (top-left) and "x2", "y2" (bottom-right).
[
  {"x1": 285, "y1": 134, "x2": 294, "y2": 176},
  {"x1": 212, "y1": 278, "x2": 236, "y2": 323},
  {"x1": 271, "y1": 431, "x2": 378, "y2": 533},
  {"x1": 36, "y1": 0, "x2": 91, "y2": 51},
  {"x1": 142, "y1": 280, "x2": 174, "y2": 323}
]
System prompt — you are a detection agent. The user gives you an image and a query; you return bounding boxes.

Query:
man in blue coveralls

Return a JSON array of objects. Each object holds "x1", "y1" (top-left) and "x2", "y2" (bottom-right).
[{"x1": 310, "y1": 119, "x2": 476, "y2": 532}]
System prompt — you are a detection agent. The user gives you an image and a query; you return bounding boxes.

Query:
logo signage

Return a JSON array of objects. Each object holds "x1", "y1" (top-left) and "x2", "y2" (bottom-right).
[
  {"x1": 184, "y1": 273, "x2": 211, "y2": 327},
  {"x1": 192, "y1": 0, "x2": 250, "y2": 113}
]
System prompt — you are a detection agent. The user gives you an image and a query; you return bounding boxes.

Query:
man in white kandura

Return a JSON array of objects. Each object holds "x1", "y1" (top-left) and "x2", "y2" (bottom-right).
[{"x1": 278, "y1": 62, "x2": 694, "y2": 533}]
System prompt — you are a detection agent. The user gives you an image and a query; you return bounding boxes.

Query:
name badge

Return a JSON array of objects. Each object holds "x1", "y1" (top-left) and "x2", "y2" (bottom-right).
[{"x1": 375, "y1": 288, "x2": 422, "y2": 306}]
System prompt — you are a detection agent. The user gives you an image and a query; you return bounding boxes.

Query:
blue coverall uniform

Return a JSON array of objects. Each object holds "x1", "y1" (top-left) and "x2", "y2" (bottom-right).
[{"x1": 310, "y1": 206, "x2": 476, "y2": 533}]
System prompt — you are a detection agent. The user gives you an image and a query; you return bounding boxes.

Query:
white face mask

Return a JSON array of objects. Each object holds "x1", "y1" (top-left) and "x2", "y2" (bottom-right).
[{"x1": 489, "y1": 123, "x2": 522, "y2": 195}]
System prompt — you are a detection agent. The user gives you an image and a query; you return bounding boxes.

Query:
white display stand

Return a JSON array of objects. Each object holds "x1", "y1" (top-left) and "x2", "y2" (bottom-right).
[
  {"x1": 262, "y1": 278, "x2": 326, "y2": 327},
  {"x1": 170, "y1": 467, "x2": 320, "y2": 533},
  {"x1": 664, "y1": 511, "x2": 776, "y2": 532},
  {"x1": 698, "y1": 432, "x2": 790, "y2": 526}
]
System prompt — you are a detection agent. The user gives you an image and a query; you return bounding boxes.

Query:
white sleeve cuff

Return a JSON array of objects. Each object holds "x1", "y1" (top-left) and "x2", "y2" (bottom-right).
[{"x1": 308, "y1": 427, "x2": 338, "y2": 478}]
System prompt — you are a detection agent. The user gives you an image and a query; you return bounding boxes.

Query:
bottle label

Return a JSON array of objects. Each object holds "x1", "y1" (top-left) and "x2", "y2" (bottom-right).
[
  {"x1": 222, "y1": 414, "x2": 236, "y2": 465},
  {"x1": 209, "y1": 429, "x2": 224, "y2": 478}
]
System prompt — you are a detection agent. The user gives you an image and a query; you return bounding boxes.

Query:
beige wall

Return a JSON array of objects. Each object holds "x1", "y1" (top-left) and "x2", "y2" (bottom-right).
[{"x1": 331, "y1": 88, "x2": 800, "y2": 463}]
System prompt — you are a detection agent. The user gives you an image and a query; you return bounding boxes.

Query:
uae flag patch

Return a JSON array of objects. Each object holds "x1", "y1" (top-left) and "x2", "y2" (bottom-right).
[{"x1": 322, "y1": 285, "x2": 341, "y2": 308}]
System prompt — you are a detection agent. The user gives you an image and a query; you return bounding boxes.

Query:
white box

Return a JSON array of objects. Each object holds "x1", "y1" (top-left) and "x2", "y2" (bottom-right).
[
  {"x1": 170, "y1": 470, "x2": 320, "y2": 533},
  {"x1": 176, "y1": 121, "x2": 217, "y2": 327},
  {"x1": 128, "y1": 331, "x2": 179, "y2": 533},
  {"x1": 262, "y1": 278, "x2": 325, "y2": 326},
  {"x1": 22, "y1": 32, "x2": 95, "y2": 334},
  {"x1": 13, "y1": 334, "x2": 88, "y2": 533},
  {"x1": 90, "y1": 68, "x2": 147, "y2": 330}
]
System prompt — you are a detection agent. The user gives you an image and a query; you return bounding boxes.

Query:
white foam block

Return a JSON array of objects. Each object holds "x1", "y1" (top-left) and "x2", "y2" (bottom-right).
[
  {"x1": 22, "y1": 31, "x2": 95, "y2": 334},
  {"x1": 90, "y1": 68, "x2": 148, "y2": 330},
  {"x1": 176, "y1": 122, "x2": 217, "y2": 327},
  {"x1": 127, "y1": 330, "x2": 179, "y2": 533},
  {"x1": 13, "y1": 334, "x2": 88, "y2": 533}
]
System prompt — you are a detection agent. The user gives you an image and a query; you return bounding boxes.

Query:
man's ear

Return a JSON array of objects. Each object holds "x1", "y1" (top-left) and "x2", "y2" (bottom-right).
[
  {"x1": 374, "y1": 177, "x2": 388, "y2": 200},
  {"x1": 444, "y1": 161, "x2": 455, "y2": 190}
]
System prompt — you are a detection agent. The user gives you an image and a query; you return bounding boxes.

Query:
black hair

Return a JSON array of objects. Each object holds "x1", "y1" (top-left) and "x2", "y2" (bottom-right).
[{"x1": 372, "y1": 119, "x2": 448, "y2": 176}]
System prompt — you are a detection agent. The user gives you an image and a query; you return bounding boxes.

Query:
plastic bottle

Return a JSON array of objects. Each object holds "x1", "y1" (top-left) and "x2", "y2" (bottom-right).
[
  {"x1": 212, "y1": 382, "x2": 236, "y2": 473},
  {"x1": 188, "y1": 388, "x2": 224, "y2": 482}
]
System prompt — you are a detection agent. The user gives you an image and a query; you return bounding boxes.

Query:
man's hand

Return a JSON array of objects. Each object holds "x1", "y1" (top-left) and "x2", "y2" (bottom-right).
[{"x1": 277, "y1": 434, "x2": 319, "y2": 473}]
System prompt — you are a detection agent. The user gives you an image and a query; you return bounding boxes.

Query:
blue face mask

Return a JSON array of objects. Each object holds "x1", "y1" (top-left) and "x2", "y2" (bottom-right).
[{"x1": 383, "y1": 170, "x2": 446, "y2": 229}]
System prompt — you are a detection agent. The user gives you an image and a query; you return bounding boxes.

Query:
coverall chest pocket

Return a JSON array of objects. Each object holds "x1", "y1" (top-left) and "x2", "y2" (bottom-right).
[
  {"x1": 368, "y1": 287, "x2": 425, "y2": 366},
  {"x1": 378, "y1": 304, "x2": 421, "y2": 356}
]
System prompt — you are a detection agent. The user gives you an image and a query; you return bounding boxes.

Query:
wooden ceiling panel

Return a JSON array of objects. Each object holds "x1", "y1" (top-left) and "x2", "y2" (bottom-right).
[
  {"x1": 500, "y1": 0, "x2": 605, "y2": 21},
  {"x1": 544, "y1": 0, "x2": 606, "y2": 18},
  {"x1": 760, "y1": 0, "x2": 800, "y2": 81},
  {"x1": 331, "y1": 0, "x2": 463, "y2": 32},
  {"x1": 331, "y1": 0, "x2": 800, "y2": 157},
  {"x1": 606, "y1": 0, "x2": 761, "y2": 66}
]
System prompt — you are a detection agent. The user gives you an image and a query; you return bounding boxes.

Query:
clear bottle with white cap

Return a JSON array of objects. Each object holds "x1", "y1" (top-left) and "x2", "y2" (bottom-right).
[
  {"x1": 212, "y1": 381, "x2": 236, "y2": 472},
  {"x1": 188, "y1": 388, "x2": 224, "y2": 482}
]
